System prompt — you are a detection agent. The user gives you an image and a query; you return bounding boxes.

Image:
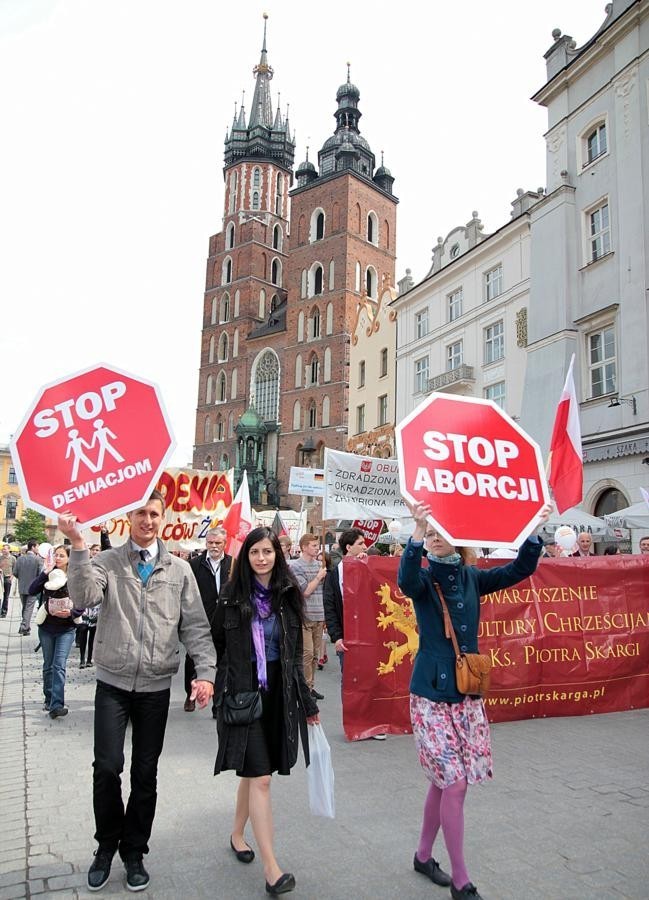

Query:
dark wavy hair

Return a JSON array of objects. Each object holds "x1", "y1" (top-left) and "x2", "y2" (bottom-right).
[{"x1": 228, "y1": 526, "x2": 304, "y2": 623}]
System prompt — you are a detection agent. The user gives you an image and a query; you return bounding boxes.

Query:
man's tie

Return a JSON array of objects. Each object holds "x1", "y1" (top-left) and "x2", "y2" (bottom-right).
[{"x1": 137, "y1": 549, "x2": 154, "y2": 585}]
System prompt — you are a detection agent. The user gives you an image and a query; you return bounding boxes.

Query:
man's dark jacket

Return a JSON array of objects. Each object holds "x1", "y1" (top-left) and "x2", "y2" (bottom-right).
[{"x1": 189, "y1": 551, "x2": 232, "y2": 634}]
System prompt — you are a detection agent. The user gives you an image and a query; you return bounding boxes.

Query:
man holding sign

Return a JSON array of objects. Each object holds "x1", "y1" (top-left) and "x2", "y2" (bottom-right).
[{"x1": 59, "y1": 492, "x2": 216, "y2": 894}]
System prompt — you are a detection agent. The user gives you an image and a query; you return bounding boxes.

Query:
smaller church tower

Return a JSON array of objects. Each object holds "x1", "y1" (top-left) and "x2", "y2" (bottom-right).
[{"x1": 193, "y1": 16, "x2": 293, "y2": 505}]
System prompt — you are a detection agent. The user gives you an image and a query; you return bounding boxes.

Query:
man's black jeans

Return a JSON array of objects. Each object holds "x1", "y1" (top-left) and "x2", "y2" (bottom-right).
[{"x1": 93, "y1": 680, "x2": 170, "y2": 858}]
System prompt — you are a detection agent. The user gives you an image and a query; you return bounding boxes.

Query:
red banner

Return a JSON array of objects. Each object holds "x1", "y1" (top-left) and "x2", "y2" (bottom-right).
[{"x1": 342, "y1": 556, "x2": 649, "y2": 740}]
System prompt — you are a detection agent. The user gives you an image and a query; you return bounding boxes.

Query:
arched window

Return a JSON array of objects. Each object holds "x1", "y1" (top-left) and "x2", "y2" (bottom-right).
[
  {"x1": 220, "y1": 452, "x2": 230, "y2": 470},
  {"x1": 203, "y1": 416, "x2": 211, "y2": 443},
  {"x1": 234, "y1": 289, "x2": 240, "y2": 317},
  {"x1": 211, "y1": 297, "x2": 217, "y2": 325},
  {"x1": 310, "y1": 208, "x2": 326, "y2": 242},
  {"x1": 226, "y1": 222, "x2": 235, "y2": 250},
  {"x1": 217, "y1": 371, "x2": 227, "y2": 403},
  {"x1": 301, "y1": 269, "x2": 307, "y2": 299},
  {"x1": 308, "y1": 263, "x2": 324, "y2": 297},
  {"x1": 252, "y1": 167, "x2": 261, "y2": 188},
  {"x1": 367, "y1": 211, "x2": 378, "y2": 245},
  {"x1": 222, "y1": 257, "x2": 232, "y2": 285},
  {"x1": 293, "y1": 400, "x2": 301, "y2": 431},
  {"x1": 271, "y1": 293, "x2": 279, "y2": 311},
  {"x1": 310, "y1": 306, "x2": 320, "y2": 340},
  {"x1": 275, "y1": 172, "x2": 283, "y2": 216},
  {"x1": 259, "y1": 289, "x2": 266, "y2": 319},
  {"x1": 355, "y1": 261, "x2": 361, "y2": 293},
  {"x1": 228, "y1": 413, "x2": 235, "y2": 438},
  {"x1": 308, "y1": 401, "x2": 317, "y2": 429},
  {"x1": 208, "y1": 335, "x2": 215, "y2": 364},
  {"x1": 231, "y1": 368, "x2": 237, "y2": 399},
  {"x1": 593, "y1": 487, "x2": 628, "y2": 517},
  {"x1": 233, "y1": 327, "x2": 239, "y2": 358},
  {"x1": 297, "y1": 311, "x2": 305, "y2": 342},
  {"x1": 214, "y1": 416, "x2": 223, "y2": 442},
  {"x1": 307, "y1": 353, "x2": 319, "y2": 386},
  {"x1": 252, "y1": 350, "x2": 280, "y2": 421},
  {"x1": 273, "y1": 224, "x2": 282, "y2": 250},
  {"x1": 366, "y1": 265, "x2": 377, "y2": 299},
  {"x1": 323, "y1": 347, "x2": 332, "y2": 381},
  {"x1": 322, "y1": 395, "x2": 330, "y2": 427},
  {"x1": 328, "y1": 260, "x2": 335, "y2": 291},
  {"x1": 295, "y1": 353, "x2": 303, "y2": 388},
  {"x1": 218, "y1": 332, "x2": 229, "y2": 362},
  {"x1": 228, "y1": 170, "x2": 237, "y2": 215},
  {"x1": 205, "y1": 375, "x2": 214, "y2": 405},
  {"x1": 252, "y1": 191, "x2": 260, "y2": 210},
  {"x1": 326, "y1": 303, "x2": 334, "y2": 335},
  {"x1": 220, "y1": 293, "x2": 230, "y2": 323},
  {"x1": 271, "y1": 258, "x2": 281, "y2": 286},
  {"x1": 204, "y1": 454, "x2": 214, "y2": 470}
]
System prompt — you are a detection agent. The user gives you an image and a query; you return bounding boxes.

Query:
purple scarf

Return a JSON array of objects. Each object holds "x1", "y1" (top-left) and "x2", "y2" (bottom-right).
[{"x1": 251, "y1": 580, "x2": 273, "y2": 689}]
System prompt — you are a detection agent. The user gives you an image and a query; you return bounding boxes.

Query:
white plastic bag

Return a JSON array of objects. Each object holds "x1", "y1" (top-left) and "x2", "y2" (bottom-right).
[{"x1": 307, "y1": 723, "x2": 335, "y2": 818}]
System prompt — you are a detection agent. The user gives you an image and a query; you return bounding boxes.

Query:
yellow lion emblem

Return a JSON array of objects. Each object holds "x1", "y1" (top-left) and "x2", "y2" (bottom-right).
[{"x1": 376, "y1": 583, "x2": 419, "y2": 675}]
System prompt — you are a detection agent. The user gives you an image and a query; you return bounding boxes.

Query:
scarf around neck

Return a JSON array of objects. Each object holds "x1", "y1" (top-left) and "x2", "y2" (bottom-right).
[
  {"x1": 427, "y1": 551, "x2": 462, "y2": 566},
  {"x1": 251, "y1": 580, "x2": 273, "y2": 689}
]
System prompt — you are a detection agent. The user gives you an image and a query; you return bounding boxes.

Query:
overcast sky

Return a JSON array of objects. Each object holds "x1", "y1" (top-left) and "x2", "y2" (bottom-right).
[{"x1": 1, "y1": 0, "x2": 607, "y2": 465}]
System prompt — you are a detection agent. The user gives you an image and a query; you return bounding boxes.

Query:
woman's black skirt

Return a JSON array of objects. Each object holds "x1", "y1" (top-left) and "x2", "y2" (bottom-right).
[{"x1": 237, "y1": 659, "x2": 290, "y2": 777}]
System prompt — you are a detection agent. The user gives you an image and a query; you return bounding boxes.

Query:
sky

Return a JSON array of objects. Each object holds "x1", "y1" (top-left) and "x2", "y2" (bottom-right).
[{"x1": 0, "y1": 0, "x2": 607, "y2": 465}]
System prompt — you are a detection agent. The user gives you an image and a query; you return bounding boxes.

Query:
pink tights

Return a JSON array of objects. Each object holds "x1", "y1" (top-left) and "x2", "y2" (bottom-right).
[{"x1": 416, "y1": 778, "x2": 470, "y2": 890}]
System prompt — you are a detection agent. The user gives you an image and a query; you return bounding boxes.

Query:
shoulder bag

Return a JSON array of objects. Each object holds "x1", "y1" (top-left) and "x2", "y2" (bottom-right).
[
  {"x1": 431, "y1": 582, "x2": 492, "y2": 696},
  {"x1": 222, "y1": 690, "x2": 262, "y2": 726}
]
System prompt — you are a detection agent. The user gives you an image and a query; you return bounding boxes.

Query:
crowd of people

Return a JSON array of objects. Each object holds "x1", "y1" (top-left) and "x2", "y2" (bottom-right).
[{"x1": 1, "y1": 511, "x2": 648, "y2": 898}]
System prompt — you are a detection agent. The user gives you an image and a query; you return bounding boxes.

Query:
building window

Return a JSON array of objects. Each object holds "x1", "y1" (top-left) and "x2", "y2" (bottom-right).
[
  {"x1": 273, "y1": 224, "x2": 282, "y2": 250},
  {"x1": 252, "y1": 167, "x2": 261, "y2": 189},
  {"x1": 226, "y1": 223, "x2": 235, "y2": 249},
  {"x1": 586, "y1": 123, "x2": 607, "y2": 164},
  {"x1": 415, "y1": 308, "x2": 429, "y2": 340},
  {"x1": 228, "y1": 170, "x2": 237, "y2": 215},
  {"x1": 484, "y1": 320, "x2": 504, "y2": 364},
  {"x1": 310, "y1": 307, "x2": 320, "y2": 340},
  {"x1": 253, "y1": 350, "x2": 280, "y2": 420},
  {"x1": 218, "y1": 332, "x2": 229, "y2": 362},
  {"x1": 322, "y1": 395, "x2": 330, "y2": 427},
  {"x1": 378, "y1": 394, "x2": 388, "y2": 426},
  {"x1": 217, "y1": 371, "x2": 227, "y2": 403},
  {"x1": 484, "y1": 265, "x2": 503, "y2": 301},
  {"x1": 588, "y1": 326, "x2": 616, "y2": 397},
  {"x1": 358, "y1": 360, "x2": 365, "y2": 388},
  {"x1": 484, "y1": 382, "x2": 505, "y2": 409},
  {"x1": 414, "y1": 356, "x2": 429, "y2": 394},
  {"x1": 365, "y1": 266, "x2": 377, "y2": 299},
  {"x1": 204, "y1": 417, "x2": 211, "y2": 443},
  {"x1": 252, "y1": 191, "x2": 260, "y2": 210},
  {"x1": 356, "y1": 404, "x2": 365, "y2": 434},
  {"x1": 293, "y1": 400, "x2": 301, "y2": 431},
  {"x1": 448, "y1": 288, "x2": 463, "y2": 322},
  {"x1": 308, "y1": 402, "x2": 317, "y2": 429},
  {"x1": 314, "y1": 265, "x2": 323, "y2": 295},
  {"x1": 588, "y1": 202, "x2": 611, "y2": 261},
  {"x1": 446, "y1": 340, "x2": 463, "y2": 371},
  {"x1": 222, "y1": 257, "x2": 232, "y2": 285},
  {"x1": 271, "y1": 258, "x2": 281, "y2": 286},
  {"x1": 316, "y1": 212, "x2": 324, "y2": 240},
  {"x1": 367, "y1": 211, "x2": 378, "y2": 245},
  {"x1": 380, "y1": 347, "x2": 388, "y2": 378},
  {"x1": 8, "y1": 467, "x2": 18, "y2": 485},
  {"x1": 220, "y1": 293, "x2": 230, "y2": 323},
  {"x1": 308, "y1": 354, "x2": 319, "y2": 386}
]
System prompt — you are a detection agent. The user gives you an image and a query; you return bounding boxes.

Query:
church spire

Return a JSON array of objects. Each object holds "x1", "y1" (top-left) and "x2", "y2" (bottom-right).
[{"x1": 249, "y1": 13, "x2": 274, "y2": 129}]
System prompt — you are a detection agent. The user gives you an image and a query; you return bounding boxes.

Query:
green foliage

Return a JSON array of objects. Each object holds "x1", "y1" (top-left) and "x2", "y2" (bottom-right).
[{"x1": 14, "y1": 508, "x2": 47, "y2": 544}]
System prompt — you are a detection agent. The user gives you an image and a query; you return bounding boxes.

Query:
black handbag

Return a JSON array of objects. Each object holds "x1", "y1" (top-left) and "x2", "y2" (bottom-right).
[{"x1": 222, "y1": 690, "x2": 263, "y2": 726}]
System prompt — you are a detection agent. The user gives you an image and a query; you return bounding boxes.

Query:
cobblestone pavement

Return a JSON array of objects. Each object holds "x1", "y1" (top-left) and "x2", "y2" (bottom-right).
[{"x1": 1, "y1": 598, "x2": 648, "y2": 900}]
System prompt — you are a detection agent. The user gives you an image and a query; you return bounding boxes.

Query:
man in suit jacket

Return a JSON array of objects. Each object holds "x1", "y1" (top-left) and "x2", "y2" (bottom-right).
[
  {"x1": 571, "y1": 532, "x2": 595, "y2": 557},
  {"x1": 185, "y1": 527, "x2": 232, "y2": 712}
]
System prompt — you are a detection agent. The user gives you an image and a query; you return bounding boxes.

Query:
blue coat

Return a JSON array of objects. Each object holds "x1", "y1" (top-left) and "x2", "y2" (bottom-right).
[{"x1": 397, "y1": 538, "x2": 543, "y2": 703}]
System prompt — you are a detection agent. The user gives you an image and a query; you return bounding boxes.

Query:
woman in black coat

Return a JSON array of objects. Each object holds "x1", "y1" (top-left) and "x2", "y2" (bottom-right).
[{"x1": 213, "y1": 527, "x2": 319, "y2": 896}]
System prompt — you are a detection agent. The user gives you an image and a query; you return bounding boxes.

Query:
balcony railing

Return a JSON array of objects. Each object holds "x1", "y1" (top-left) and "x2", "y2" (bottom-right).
[{"x1": 428, "y1": 364, "x2": 475, "y2": 392}]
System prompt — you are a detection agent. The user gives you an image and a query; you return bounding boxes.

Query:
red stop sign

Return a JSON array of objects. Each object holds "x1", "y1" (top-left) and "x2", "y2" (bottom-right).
[
  {"x1": 351, "y1": 519, "x2": 384, "y2": 549},
  {"x1": 395, "y1": 393, "x2": 549, "y2": 548},
  {"x1": 10, "y1": 364, "x2": 175, "y2": 528}
]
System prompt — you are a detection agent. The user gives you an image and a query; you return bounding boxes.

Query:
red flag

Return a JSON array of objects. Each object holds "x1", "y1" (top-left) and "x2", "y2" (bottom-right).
[
  {"x1": 222, "y1": 470, "x2": 253, "y2": 557},
  {"x1": 548, "y1": 355, "x2": 583, "y2": 514}
]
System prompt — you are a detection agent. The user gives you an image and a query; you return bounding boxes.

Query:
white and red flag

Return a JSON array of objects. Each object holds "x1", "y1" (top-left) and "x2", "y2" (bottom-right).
[
  {"x1": 548, "y1": 355, "x2": 583, "y2": 514},
  {"x1": 222, "y1": 469, "x2": 253, "y2": 557}
]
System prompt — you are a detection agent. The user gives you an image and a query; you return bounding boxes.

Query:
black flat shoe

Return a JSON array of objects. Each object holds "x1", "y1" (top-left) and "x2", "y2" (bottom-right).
[
  {"x1": 265, "y1": 873, "x2": 296, "y2": 894},
  {"x1": 230, "y1": 835, "x2": 254, "y2": 863},
  {"x1": 413, "y1": 853, "x2": 451, "y2": 887},
  {"x1": 451, "y1": 883, "x2": 483, "y2": 900}
]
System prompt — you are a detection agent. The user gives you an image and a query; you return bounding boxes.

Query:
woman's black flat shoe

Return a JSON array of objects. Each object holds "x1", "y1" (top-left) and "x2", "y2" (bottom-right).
[
  {"x1": 230, "y1": 836, "x2": 255, "y2": 863},
  {"x1": 265, "y1": 873, "x2": 296, "y2": 894}
]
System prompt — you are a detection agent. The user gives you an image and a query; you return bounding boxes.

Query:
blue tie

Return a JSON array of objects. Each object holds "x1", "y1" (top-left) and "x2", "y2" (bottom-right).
[{"x1": 137, "y1": 549, "x2": 154, "y2": 585}]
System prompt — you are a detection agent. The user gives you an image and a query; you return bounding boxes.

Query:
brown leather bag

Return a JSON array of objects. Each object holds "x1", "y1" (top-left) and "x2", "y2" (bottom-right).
[{"x1": 432, "y1": 582, "x2": 492, "y2": 696}]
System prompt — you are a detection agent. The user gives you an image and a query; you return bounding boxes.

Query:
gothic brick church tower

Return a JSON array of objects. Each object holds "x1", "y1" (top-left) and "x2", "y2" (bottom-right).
[{"x1": 193, "y1": 18, "x2": 397, "y2": 526}]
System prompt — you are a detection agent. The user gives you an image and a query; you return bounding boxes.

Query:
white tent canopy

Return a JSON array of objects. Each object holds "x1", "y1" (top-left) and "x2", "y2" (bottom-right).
[
  {"x1": 603, "y1": 501, "x2": 649, "y2": 530},
  {"x1": 537, "y1": 506, "x2": 614, "y2": 542}
]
